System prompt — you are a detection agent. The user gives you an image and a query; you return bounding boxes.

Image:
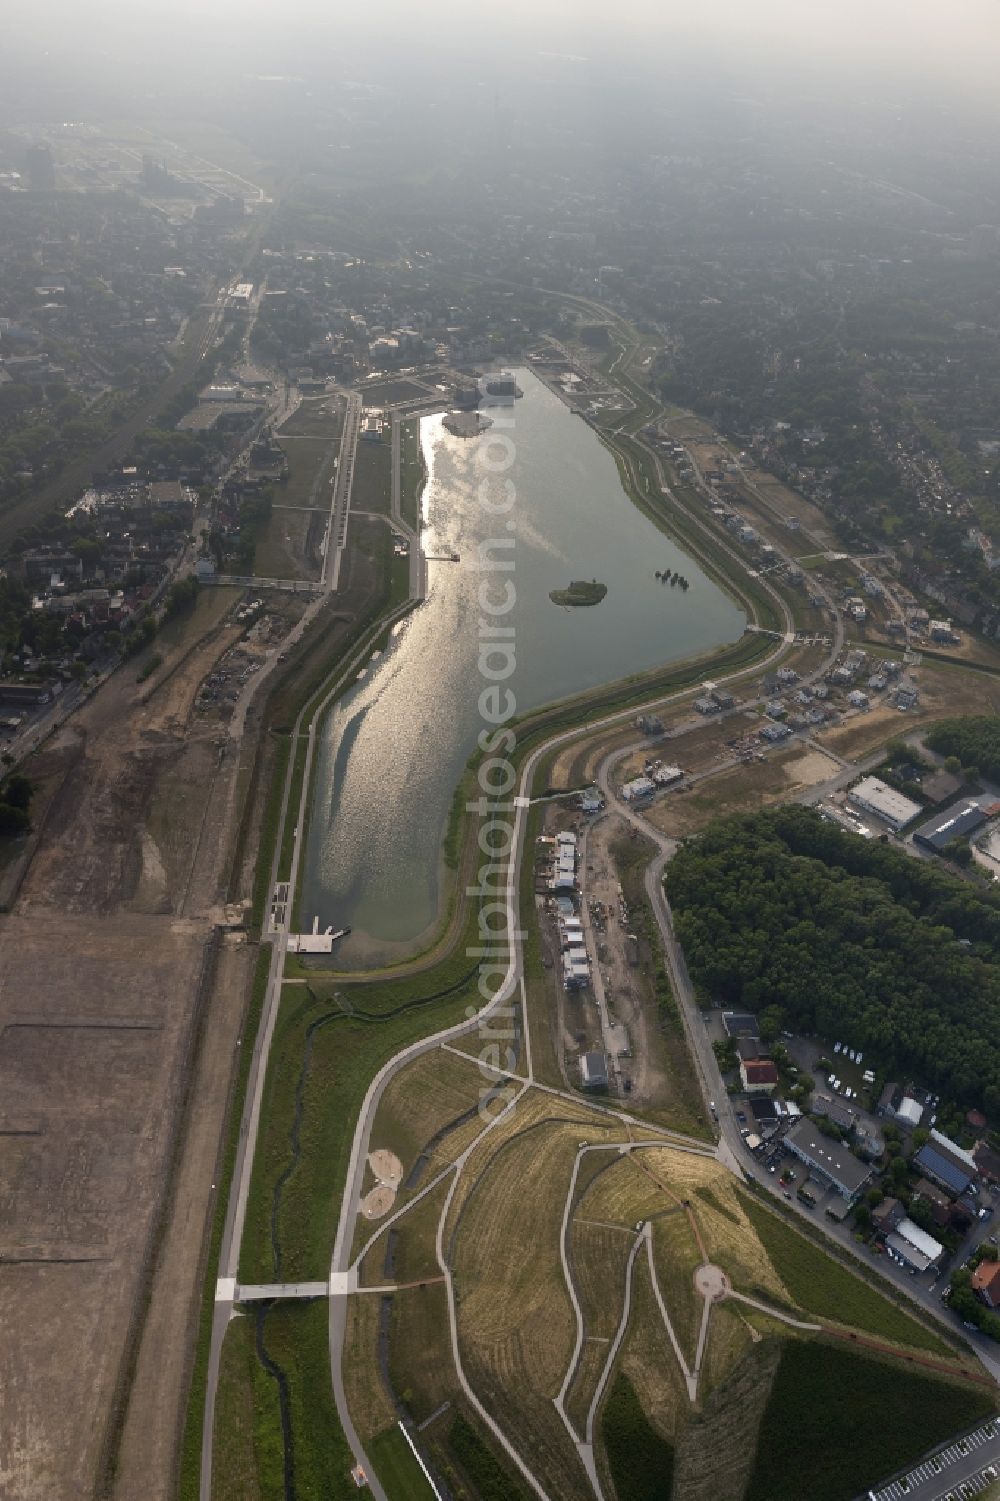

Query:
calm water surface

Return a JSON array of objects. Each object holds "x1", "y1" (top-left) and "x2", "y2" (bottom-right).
[{"x1": 300, "y1": 368, "x2": 745, "y2": 964}]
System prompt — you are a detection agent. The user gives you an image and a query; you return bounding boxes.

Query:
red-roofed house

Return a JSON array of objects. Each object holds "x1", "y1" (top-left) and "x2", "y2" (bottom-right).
[
  {"x1": 740, "y1": 1058, "x2": 779, "y2": 1095},
  {"x1": 972, "y1": 1259, "x2": 1000, "y2": 1310}
]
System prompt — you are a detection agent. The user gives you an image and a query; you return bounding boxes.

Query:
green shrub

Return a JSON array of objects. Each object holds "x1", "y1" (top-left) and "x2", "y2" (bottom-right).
[{"x1": 446, "y1": 1412, "x2": 530, "y2": 1501}]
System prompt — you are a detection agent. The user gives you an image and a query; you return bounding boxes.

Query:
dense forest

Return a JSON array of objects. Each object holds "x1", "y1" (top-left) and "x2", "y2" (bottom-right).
[
  {"x1": 926, "y1": 715, "x2": 1000, "y2": 784},
  {"x1": 668, "y1": 806, "x2": 1000, "y2": 1113}
]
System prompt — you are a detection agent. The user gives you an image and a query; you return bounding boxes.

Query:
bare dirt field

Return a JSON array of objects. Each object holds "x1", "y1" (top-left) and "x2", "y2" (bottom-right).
[
  {"x1": 0, "y1": 913, "x2": 215, "y2": 1497},
  {"x1": 0, "y1": 595, "x2": 261, "y2": 1501},
  {"x1": 818, "y1": 663, "x2": 1000, "y2": 761},
  {"x1": 645, "y1": 744, "x2": 841, "y2": 838},
  {"x1": 666, "y1": 416, "x2": 835, "y2": 547},
  {"x1": 614, "y1": 713, "x2": 761, "y2": 787}
]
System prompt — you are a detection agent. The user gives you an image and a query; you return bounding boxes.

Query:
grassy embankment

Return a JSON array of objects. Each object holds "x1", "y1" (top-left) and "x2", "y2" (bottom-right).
[
  {"x1": 432, "y1": 1412, "x2": 532, "y2": 1501},
  {"x1": 741, "y1": 1193, "x2": 956, "y2": 1355},
  {"x1": 238, "y1": 929, "x2": 483, "y2": 1285},
  {"x1": 178, "y1": 948, "x2": 271, "y2": 1501},
  {"x1": 745, "y1": 1342, "x2": 997, "y2": 1501},
  {"x1": 211, "y1": 1299, "x2": 354, "y2": 1501},
  {"x1": 399, "y1": 416, "x2": 425, "y2": 533}
]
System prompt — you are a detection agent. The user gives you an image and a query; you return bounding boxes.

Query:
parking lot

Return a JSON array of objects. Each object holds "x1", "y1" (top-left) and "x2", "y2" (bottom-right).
[{"x1": 863, "y1": 1417, "x2": 1000, "y2": 1501}]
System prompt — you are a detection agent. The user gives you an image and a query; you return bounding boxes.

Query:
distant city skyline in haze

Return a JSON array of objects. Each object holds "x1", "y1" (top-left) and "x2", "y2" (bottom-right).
[{"x1": 3, "y1": 0, "x2": 999, "y2": 113}]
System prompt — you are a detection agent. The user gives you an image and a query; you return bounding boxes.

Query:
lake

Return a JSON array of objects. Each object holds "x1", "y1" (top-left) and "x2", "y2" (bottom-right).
[{"x1": 299, "y1": 367, "x2": 745, "y2": 965}]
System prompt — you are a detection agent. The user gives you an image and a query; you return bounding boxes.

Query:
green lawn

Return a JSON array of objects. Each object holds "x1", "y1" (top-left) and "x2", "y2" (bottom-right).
[
  {"x1": 368, "y1": 1425, "x2": 437, "y2": 1500},
  {"x1": 279, "y1": 399, "x2": 342, "y2": 439},
  {"x1": 361, "y1": 379, "x2": 428, "y2": 407},
  {"x1": 400, "y1": 416, "x2": 425, "y2": 532},
  {"x1": 352, "y1": 437, "x2": 393, "y2": 514},
  {"x1": 276, "y1": 436, "x2": 337, "y2": 509},
  {"x1": 238, "y1": 966, "x2": 480, "y2": 1283},
  {"x1": 745, "y1": 1342, "x2": 996, "y2": 1501},
  {"x1": 262, "y1": 1299, "x2": 356, "y2": 1501},
  {"x1": 211, "y1": 1314, "x2": 273, "y2": 1501},
  {"x1": 741, "y1": 1194, "x2": 954, "y2": 1354}
]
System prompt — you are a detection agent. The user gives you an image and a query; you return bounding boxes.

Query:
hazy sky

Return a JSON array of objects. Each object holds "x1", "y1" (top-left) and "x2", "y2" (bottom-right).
[{"x1": 5, "y1": 0, "x2": 1000, "y2": 111}]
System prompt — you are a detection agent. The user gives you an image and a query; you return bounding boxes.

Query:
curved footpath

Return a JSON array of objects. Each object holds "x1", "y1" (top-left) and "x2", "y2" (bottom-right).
[
  {"x1": 199, "y1": 340, "x2": 944, "y2": 1496},
  {"x1": 322, "y1": 380, "x2": 830, "y2": 1491},
  {"x1": 323, "y1": 345, "x2": 1000, "y2": 1494},
  {"x1": 325, "y1": 618, "x2": 797, "y2": 1495},
  {"x1": 198, "y1": 595, "x2": 418, "y2": 1501},
  {"x1": 327, "y1": 608, "x2": 1000, "y2": 1490}
]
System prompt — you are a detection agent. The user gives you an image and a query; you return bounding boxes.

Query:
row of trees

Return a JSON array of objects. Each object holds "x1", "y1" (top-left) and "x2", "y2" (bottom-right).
[{"x1": 668, "y1": 806, "x2": 1000, "y2": 1114}]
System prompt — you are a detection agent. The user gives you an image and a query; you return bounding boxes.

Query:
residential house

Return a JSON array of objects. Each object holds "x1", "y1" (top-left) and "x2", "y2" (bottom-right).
[
  {"x1": 872, "y1": 1197, "x2": 905, "y2": 1235},
  {"x1": 912, "y1": 1178, "x2": 952, "y2": 1230},
  {"x1": 740, "y1": 1059, "x2": 779, "y2": 1095},
  {"x1": 972, "y1": 1260, "x2": 1000, "y2": 1310}
]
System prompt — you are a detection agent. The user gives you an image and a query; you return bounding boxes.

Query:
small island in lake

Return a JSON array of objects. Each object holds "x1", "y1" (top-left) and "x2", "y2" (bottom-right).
[
  {"x1": 443, "y1": 410, "x2": 493, "y2": 438},
  {"x1": 549, "y1": 579, "x2": 608, "y2": 608}
]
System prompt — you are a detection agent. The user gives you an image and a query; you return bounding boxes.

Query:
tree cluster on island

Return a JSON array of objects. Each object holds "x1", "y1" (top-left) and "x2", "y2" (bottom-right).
[{"x1": 549, "y1": 578, "x2": 608, "y2": 607}]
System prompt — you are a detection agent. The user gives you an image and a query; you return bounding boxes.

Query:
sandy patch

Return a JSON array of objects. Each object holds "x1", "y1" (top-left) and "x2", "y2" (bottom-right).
[
  {"x1": 368, "y1": 1148, "x2": 403, "y2": 1187},
  {"x1": 360, "y1": 1184, "x2": 397, "y2": 1220}
]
